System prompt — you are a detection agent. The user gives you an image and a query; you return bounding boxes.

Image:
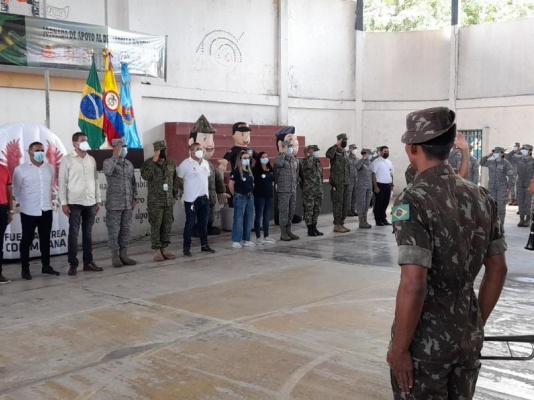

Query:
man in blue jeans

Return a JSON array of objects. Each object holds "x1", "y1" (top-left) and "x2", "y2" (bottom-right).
[
  {"x1": 177, "y1": 143, "x2": 215, "y2": 256},
  {"x1": 59, "y1": 132, "x2": 103, "y2": 276}
]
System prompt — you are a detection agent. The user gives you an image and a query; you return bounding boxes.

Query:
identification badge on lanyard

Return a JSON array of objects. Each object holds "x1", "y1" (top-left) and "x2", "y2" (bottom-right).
[{"x1": 163, "y1": 183, "x2": 169, "y2": 192}]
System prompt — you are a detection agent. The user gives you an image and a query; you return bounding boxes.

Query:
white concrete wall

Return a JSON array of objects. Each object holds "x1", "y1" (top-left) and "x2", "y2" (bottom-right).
[{"x1": 363, "y1": 29, "x2": 450, "y2": 101}]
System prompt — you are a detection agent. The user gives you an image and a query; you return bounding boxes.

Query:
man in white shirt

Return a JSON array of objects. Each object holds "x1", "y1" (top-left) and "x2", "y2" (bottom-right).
[
  {"x1": 59, "y1": 132, "x2": 103, "y2": 276},
  {"x1": 13, "y1": 141, "x2": 60, "y2": 280},
  {"x1": 372, "y1": 146, "x2": 394, "y2": 226},
  {"x1": 177, "y1": 143, "x2": 215, "y2": 256}
]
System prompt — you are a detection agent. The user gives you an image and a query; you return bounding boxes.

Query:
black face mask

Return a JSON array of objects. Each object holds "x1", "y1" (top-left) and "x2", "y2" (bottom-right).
[
  {"x1": 159, "y1": 149, "x2": 167, "y2": 159},
  {"x1": 341, "y1": 140, "x2": 347, "y2": 148},
  {"x1": 382, "y1": 153, "x2": 390, "y2": 159}
]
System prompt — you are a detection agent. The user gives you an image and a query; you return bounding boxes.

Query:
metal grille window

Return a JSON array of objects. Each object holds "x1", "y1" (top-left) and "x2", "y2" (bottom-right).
[{"x1": 458, "y1": 129, "x2": 483, "y2": 162}]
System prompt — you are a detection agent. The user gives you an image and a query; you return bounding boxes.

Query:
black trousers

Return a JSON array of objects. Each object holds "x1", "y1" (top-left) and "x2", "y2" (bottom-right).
[
  {"x1": 373, "y1": 183, "x2": 392, "y2": 222},
  {"x1": 0, "y1": 204, "x2": 8, "y2": 274},
  {"x1": 20, "y1": 211, "x2": 53, "y2": 271},
  {"x1": 68, "y1": 204, "x2": 96, "y2": 266}
]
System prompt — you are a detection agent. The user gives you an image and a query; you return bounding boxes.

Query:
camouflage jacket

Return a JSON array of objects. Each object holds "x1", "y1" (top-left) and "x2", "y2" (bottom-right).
[
  {"x1": 355, "y1": 158, "x2": 372, "y2": 189},
  {"x1": 208, "y1": 161, "x2": 225, "y2": 197},
  {"x1": 516, "y1": 156, "x2": 534, "y2": 186},
  {"x1": 348, "y1": 154, "x2": 358, "y2": 180},
  {"x1": 505, "y1": 151, "x2": 522, "y2": 173},
  {"x1": 274, "y1": 153, "x2": 299, "y2": 193},
  {"x1": 468, "y1": 155, "x2": 479, "y2": 185},
  {"x1": 325, "y1": 145, "x2": 349, "y2": 186},
  {"x1": 140, "y1": 158, "x2": 179, "y2": 207},
  {"x1": 480, "y1": 156, "x2": 515, "y2": 191},
  {"x1": 391, "y1": 164, "x2": 506, "y2": 362},
  {"x1": 405, "y1": 164, "x2": 417, "y2": 186},
  {"x1": 103, "y1": 156, "x2": 137, "y2": 210},
  {"x1": 300, "y1": 156, "x2": 323, "y2": 193}
]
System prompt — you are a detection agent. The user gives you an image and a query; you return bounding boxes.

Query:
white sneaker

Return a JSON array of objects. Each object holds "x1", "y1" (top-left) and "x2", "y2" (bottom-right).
[
  {"x1": 242, "y1": 241, "x2": 256, "y2": 247},
  {"x1": 264, "y1": 237, "x2": 276, "y2": 244},
  {"x1": 232, "y1": 242, "x2": 242, "y2": 249},
  {"x1": 256, "y1": 238, "x2": 266, "y2": 245}
]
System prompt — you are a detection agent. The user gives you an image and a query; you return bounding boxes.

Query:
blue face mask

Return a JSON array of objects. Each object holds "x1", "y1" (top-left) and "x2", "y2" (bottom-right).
[
  {"x1": 260, "y1": 157, "x2": 269, "y2": 165},
  {"x1": 33, "y1": 151, "x2": 45, "y2": 163},
  {"x1": 521, "y1": 149, "x2": 528, "y2": 156},
  {"x1": 493, "y1": 153, "x2": 500, "y2": 160},
  {"x1": 242, "y1": 159, "x2": 250, "y2": 167},
  {"x1": 313, "y1": 151, "x2": 320, "y2": 158},
  {"x1": 120, "y1": 148, "x2": 128, "y2": 158},
  {"x1": 286, "y1": 147, "x2": 294, "y2": 155}
]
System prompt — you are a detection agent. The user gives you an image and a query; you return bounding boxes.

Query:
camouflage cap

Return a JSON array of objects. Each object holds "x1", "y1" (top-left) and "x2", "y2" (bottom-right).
[
  {"x1": 522, "y1": 144, "x2": 533, "y2": 151},
  {"x1": 337, "y1": 133, "x2": 348, "y2": 140},
  {"x1": 348, "y1": 144, "x2": 357, "y2": 149},
  {"x1": 112, "y1": 138, "x2": 126, "y2": 148},
  {"x1": 307, "y1": 144, "x2": 320, "y2": 151},
  {"x1": 192, "y1": 114, "x2": 216, "y2": 134},
  {"x1": 493, "y1": 147, "x2": 505, "y2": 153},
  {"x1": 153, "y1": 140, "x2": 167, "y2": 151},
  {"x1": 361, "y1": 148, "x2": 373, "y2": 154},
  {"x1": 402, "y1": 107, "x2": 456, "y2": 145}
]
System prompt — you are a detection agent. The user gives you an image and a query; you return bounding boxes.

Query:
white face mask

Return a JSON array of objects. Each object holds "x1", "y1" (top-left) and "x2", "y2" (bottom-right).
[
  {"x1": 351, "y1": 149, "x2": 358, "y2": 155},
  {"x1": 313, "y1": 151, "x2": 320, "y2": 158},
  {"x1": 120, "y1": 148, "x2": 128, "y2": 158},
  {"x1": 521, "y1": 149, "x2": 528, "y2": 156},
  {"x1": 194, "y1": 150, "x2": 203, "y2": 159},
  {"x1": 78, "y1": 141, "x2": 91, "y2": 152}
]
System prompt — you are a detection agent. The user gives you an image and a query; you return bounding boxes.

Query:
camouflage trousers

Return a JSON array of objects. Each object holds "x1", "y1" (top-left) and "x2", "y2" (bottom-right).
[
  {"x1": 277, "y1": 192, "x2": 296, "y2": 227},
  {"x1": 147, "y1": 205, "x2": 174, "y2": 250},
  {"x1": 390, "y1": 357, "x2": 481, "y2": 400},
  {"x1": 331, "y1": 184, "x2": 348, "y2": 225},
  {"x1": 106, "y1": 209, "x2": 133, "y2": 251},
  {"x1": 303, "y1": 188, "x2": 323, "y2": 225},
  {"x1": 517, "y1": 184, "x2": 533, "y2": 217},
  {"x1": 489, "y1": 187, "x2": 508, "y2": 222},
  {"x1": 345, "y1": 177, "x2": 358, "y2": 214},
  {"x1": 509, "y1": 177, "x2": 517, "y2": 200},
  {"x1": 356, "y1": 188, "x2": 372, "y2": 217}
]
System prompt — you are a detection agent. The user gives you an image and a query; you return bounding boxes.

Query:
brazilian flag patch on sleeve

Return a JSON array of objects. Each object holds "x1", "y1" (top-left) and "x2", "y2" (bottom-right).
[{"x1": 391, "y1": 204, "x2": 410, "y2": 222}]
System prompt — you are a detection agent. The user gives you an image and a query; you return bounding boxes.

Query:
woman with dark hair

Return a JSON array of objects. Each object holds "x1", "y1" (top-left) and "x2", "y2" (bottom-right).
[
  {"x1": 252, "y1": 152, "x2": 276, "y2": 244},
  {"x1": 228, "y1": 151, "x2": 255, "y2": 248}
]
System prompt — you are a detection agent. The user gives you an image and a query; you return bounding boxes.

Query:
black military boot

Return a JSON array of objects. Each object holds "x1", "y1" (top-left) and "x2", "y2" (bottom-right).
[
  {"x1": 313, "y1": 224, "x2": 324, "y2": 236},
  {"x1": 307, "y1": 225, "x2": 317, "y2": 237}
]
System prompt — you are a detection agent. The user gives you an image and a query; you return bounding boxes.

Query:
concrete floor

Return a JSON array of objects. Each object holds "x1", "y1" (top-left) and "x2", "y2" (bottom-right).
[{"x1": 0, "y1": 206, "x2": 533, "y2": 400}]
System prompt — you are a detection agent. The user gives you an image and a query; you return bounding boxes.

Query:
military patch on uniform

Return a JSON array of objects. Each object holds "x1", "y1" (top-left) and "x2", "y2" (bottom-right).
[{"x1": 391, "y1": 204, "x2": 410, "y2": 222}]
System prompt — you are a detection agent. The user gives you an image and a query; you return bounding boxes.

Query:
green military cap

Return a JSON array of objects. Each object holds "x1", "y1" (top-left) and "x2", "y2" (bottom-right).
[
  {"x1": 348, "y1": 144, "x2": 357, "y2": 150},
  {"x1": 112, "y1": 138, "x2": 126, "y2": 148},
  {"x1": 361, "y1": 148, "x2": 373, "y2": 154},
  {"x1": 192, "y1": 114, "x2": 216, "y2": 134},
  {"x1": 153, "y1": 140, "x2": 167, "y2": 151},
  {"x1": 337, "y1": 133, "x2": 348, "y2": 140},
  {"x1": 402, "y1": 107, "x2": 456, "y2": 145},
  {"x1": 307, "y1": 144, "x2": 320, "y2": 151},
  {"x1": 522, "y1": 144, "x2": 533, "y2": 151},
  {"x1": 493, "y1": 147, "x2": 505, "y2": 153}
]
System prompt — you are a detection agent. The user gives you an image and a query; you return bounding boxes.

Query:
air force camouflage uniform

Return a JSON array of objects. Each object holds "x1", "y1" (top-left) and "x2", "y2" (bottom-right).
[
  {"x1": 480, "y1": 148, "x2": 515, "y2": 222},
  {"x1": 274, "y1": 147, "x2": 300, "y2": 238},
  {"x1": 346, "y1": 146, "x2": 358, "y2": 215},
  {"x1": 103, "y1": 139, "x2": 138, "y2": 264},
  {"x1": 355, "y1": 149, "x2": 373, "y2": 227},
  {"x1": 449, "y1": 149, "x2": 480, "y2": 184},
  {"x1": 390, "y1": 107, "x2": 507, "y2": 399},
  {"x1": 140, "y1": 141, "x2": 179, "y2": 250},
  {"x1": 505, "y1": 149, "x2": 522, "y2": 203},
  {"x1": 326, "y1": 134, "x2": 349, "y2": 227},
  {"x1": 301, "y1": 145, "x2": 323, "y2": 227},
  {"x1": 516, "y1": 145, "x2": 534, "y2": 226}
]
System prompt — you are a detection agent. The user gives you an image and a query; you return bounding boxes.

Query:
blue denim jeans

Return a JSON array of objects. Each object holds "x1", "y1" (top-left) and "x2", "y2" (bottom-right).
[
  {"x1": 232, "y1": 193, "x2": 254, "y2": 242},
  {"x1": 254, "y1": 197, "x2": 272, "y2": 238}
]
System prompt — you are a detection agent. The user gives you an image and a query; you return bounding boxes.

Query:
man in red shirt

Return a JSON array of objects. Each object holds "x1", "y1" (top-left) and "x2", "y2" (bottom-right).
[{"x1": 0, "y1": 164, "x2": 14, "y2": 284}]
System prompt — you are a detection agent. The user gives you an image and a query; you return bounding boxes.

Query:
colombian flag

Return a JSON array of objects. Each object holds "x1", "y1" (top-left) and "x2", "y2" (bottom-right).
[
  {"x1": 120, "y1": 62, "x2": 142, "y2": 148},
  {"x1": 78, "y1": 57, "x2": 105, "y2": 150},
  {"x1": 102, "y1": 49, "x2": 124, "y2": 145}
]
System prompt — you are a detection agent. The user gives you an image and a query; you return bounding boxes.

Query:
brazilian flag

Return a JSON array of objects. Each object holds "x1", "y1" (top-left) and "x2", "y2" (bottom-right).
[{"x1": 78, "y1": 57, "x2": 105, "y2": 149}]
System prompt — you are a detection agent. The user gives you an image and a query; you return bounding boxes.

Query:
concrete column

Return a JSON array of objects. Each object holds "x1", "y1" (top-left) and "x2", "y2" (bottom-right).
[
  {"x1": 278, "y1": 0, "x2": 288, "y2": 125},
  {"x1": 355, "y1": 30, "x2": 364, "y2": 147},
  {"x1": 449, "y1": 0, "x2": 460, "y2": 111}
]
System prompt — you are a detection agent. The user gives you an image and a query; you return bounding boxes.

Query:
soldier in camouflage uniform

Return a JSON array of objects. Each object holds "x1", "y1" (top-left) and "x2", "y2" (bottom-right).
[
  {"x1": 505, "y1": 142, "x2": 522, "y2": 205},
  {"x1": 140, "y1": 140, "x2": 179, "y2": 261},
  {"x1": 480, "y1": 147, "x2": 515, "y2": 223},
  {"x1": 188, "y1": 115, "x2": 228, "y2": 235},
  {"x1": 103, "y1": 139, "x2": 138, "y2": 268},
  {"x1": 301, "y1": 145, "x2": 324, "y2": 237},
  {"x1": 326, "y1": 133, "x2": 350, "y2": 233},
  {"x1": 355, "y1": 148, "x2": 373, "y2": 228},
  {"x1": 387, "y1": 107, "x2": 508, "y2": 400},
  {"x1": 274, "y1": 131, "x2": 300, "y2": 241},
  {"x1": 346, "y1": 144, "x2": 359, "y2": 217},
  {"x1": 516, "y1": 144, "x2": 534, "y2": 227},
  {"x1": 448, "y1": 143, "x2": 479, "y2": 183}
]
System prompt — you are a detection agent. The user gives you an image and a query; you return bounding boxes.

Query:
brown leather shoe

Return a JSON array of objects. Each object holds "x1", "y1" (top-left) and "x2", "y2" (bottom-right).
[
  {"x1": 333, "y1": 225, "x2": 346, "y2": 233},
  {"x1": 68, "y1": 265, "x2": 78, "y2": 276},
  {"x1": 83, "y1": 262, "x2": 103, "y2": 272},
  {"x1": 161, "y1": 249, "x2": 176, "y2": 260},
  {"x1": 341, "y1": 225, "x2": 351, "y2": 232},
  {"x1": 154, "y1": 250, "x2": 164, "y2": 262}
]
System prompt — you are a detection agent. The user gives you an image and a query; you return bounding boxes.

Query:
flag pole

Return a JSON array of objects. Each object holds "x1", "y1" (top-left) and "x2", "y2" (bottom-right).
[{"x1": 43, "y1": 0, "x2": 51, "y2": 128}]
